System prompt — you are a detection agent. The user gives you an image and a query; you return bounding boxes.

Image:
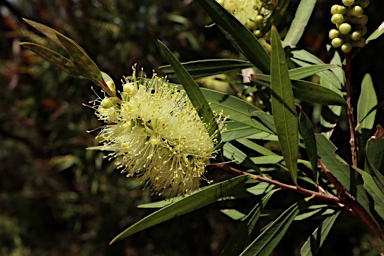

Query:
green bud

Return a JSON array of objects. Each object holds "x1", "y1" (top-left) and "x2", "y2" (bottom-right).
[
  {"x1": 351, "y1": 31, "x2": 362, "y2": 41},
  {"x1": 101, "y1": 97, "x2": 113, "y2": 108},
  {"x1": 253, "y1": 30, "x2": 262, "y2": 38},
  {"x1": 123, "y1": 82, "x2": 138, "y2": 96},
  {"x1": 350, "y1": 5, "x2": 364, "y2": 17},
  {"x1": 341, "y1": 43, "x2": 352, "y2": 53},
  {"x1": 331, "y1": 14, "x2": 345, "y2": 25},
  {"x1": 351, "y1": 38, "x2": 366, "y2": 47},
  {"x1": 255, "y1": 15, "x2": 264, "y2": 23},
  {"x1": 339, "y1": 23, "x2": 352, "y2": 34},
  {"x1": 342, "y1": 0, "x2": 355, "y2": 6},
  {"x1": 331, "y1": 5, "x2": 347, "y2": 15},
  {"x1": 329, "y1": 29, "x2": 340, "y2": 39},
  {"x1": 351, "y1": 14, "x2": 368, "y2": 25},
  {"x1": 331, "y1": 38, "x2": 343, "y2": 48}
]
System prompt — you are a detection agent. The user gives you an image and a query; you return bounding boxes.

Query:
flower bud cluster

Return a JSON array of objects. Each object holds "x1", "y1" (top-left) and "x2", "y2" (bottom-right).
[
  {"x1": 216, "y1": 0, "x2": 272, "y2": 38},
  {"x1": 329, "y1": 0, "x2": 369, "y2": 53}
]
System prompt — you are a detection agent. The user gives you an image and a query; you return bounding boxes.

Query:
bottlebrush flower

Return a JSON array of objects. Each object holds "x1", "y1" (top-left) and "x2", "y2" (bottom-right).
[{"x1": 91, "y1": 67, "x2": 221, "y2": 197}]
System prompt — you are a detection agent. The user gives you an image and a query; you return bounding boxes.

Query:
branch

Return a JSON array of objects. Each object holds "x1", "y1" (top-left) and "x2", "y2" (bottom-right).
[{"x1": 210, "y1": 163, "x2": 341, "y2": 205}]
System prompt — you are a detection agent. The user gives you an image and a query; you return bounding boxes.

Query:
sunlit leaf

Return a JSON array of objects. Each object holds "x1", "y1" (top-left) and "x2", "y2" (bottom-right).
[
  {"x1": 240, "y1": 200, "x2": 303, "y2": 255},
  {"x1": 366, "y1": 21, "x2": 384, "y2": 44},
  {"x1": 300, "y1": 211, "x2": 341, "y2": 256},
  {"x1": 196, "y1": 0, "x2": 270, "y2": 73},
  {"x1": 270, "y1": 26, "x2": 299, "y2": 185},
  {"x1": 221, "y1": 121, "x2": 262, "y2": 142},
  {"x1": 158, "y1": 41, "x2": 220, "y2": 144},
  {"x1": 221, "y1": 209, "x2": 246, "y2": 221},
  {"x1": 283, "y1": 0, "x2": 317, "y2": 46},
  {"x1": 110, "y1": 175, "x2": 249, "y2": 244},
  {"x1": 20, "y1": 42, "x2": 83, "y2": 78},
  {"x1": 159, "y1": 59, "x2": 253, "y2": 78},
  {"x1": 288, "y1": 64, "x2": 338, "y2": 80},
  {"x1": 357, "y1": 74, "x2": 377, "y2": 132}
]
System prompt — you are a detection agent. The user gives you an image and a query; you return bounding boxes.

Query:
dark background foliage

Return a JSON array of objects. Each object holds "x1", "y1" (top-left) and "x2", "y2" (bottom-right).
[{"x1": 0, "y1": 0, "x2": 383, "y2": 255}]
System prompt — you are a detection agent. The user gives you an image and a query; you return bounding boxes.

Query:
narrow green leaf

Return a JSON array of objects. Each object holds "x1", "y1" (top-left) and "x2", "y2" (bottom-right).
[
  {"x1": 20, "y1": 42, "x2": 83, "y2": 78},
  {"x1": 221, "y1": 209, "x2": 246, "y2": 221},
  {"x1": 240, "y1": 201, "x2": 303, "y2": 256},
  {"x1": 357, "y1": 74, "x2": 377, "y2": 132},
  {"x1": 247, "y1": 183, "x2": 275, "y2": 196},
  {"x1": 330, "y1": 50, "x2": 345, "y2": 86},
  {"x1": 288, "y1": 64, "x2": 338, "y2": 80},
  {"x1": 290, "y1": 49, "x2": 342, "y2": 90},
  {"x1": 110, "y1": 175, "x2": 249, "y2": 244},
  {"x1": 159, "y1": 59, "x2": 253, "y2": 78},
  {"x1": 354, "y1": 168, "x2": 384, "y2": 220},
  {"x1": 254, "y1": 74, "x2": 346, "y2": 106},
  {"x1": 222, "y1": 190, "x2": 277, "y2": 256},
  {"x1": 22, "y1": 18, "x2": 69, "y2": 53},
  {"x1": 366, "y1": 21, "x2": 384, "y2": 44},
  {"x1": 365, "y1": 133, "x2": 384, "y2": 192},
  {"x1": 158, "y1": 41, "x2": 220, "y2": 143},
  {"x1": 223, "y1": 143, "x2": 248, "y2": 164},
  {"x1": 200, "y1": 88, "x2": 274, "y2": 134},
  {"x1": 250, "y1": 155, "x2": 283, "y2": 164},
  {"x1": 270, "y1": 26, "x2": 299, "y2": 185},
  {"x1": 222, "y1": 122, "x2": 262, "y2": 142},
  {"x1": 315, "y1": 134, "x2": 379, "y2": 228},
  {"x1": 196, "y1": 0, "x2": 270, "y2": 73},
  {"x1": 299, "y1": 109, "x2": 319, "y2": 184},
  {"x1": 260, "y1": 0, "x2": 289, "y2": 36},
  {"x1": 55, "y1": 33, "x2": 103, "y2": 84},
  {"x1": 283, "y1": 0, "x2": 317, "y2": 46},
  {"x1": 300, "y1": 211, "x2": 341, "y2": 256}
]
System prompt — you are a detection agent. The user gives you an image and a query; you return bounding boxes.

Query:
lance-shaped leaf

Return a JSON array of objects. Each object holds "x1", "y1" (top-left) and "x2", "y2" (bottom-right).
[
  {"x1": 158, "y1": 41, "x2": 220, "y2": 143},
  {"x1": 283, "y1": 0, "x2": 317, "y2": 46},
  {"x1": 196, "y1": 0, "x2": 270, "y2": 73},
  {"x1": 366, "y1": 21, "x2": 384, "y2": 44},
  {"x1": 109, "y1": 175, "x2": 249, "y2": 244},
  {"x1": 240, "y1": 200, "x2": 304, "y2": 256},
  {"x1": 357, "y1": 74, "x2": 377, "y2": 132},
  {"x1": 55, "y1": 33, "x2": 103, "y2": 84},
  {"x1": 20, "y1": 42, "x2": 83, "y2": 78},
  {"x1": 365, "y1": 129, "x2": 384, "y2": 192},
  {"x1": 222, "y1": 189, "x2": 278, "y2": 256},
  {"x1": 288, "y1": 64, "x2": 338, "y2": 80},
  {"x1": 159, "y1": 59, "x2": 253, "y2": 78},
  {"x1": 300, "y1": 211, "x2": 341, "y2": 256},
  {"x1": 299, "y1": 109, "x2": 319, "y2": 184},
  {"x1": 270, "y1": 26, "x2": 299, "y2": 185}
]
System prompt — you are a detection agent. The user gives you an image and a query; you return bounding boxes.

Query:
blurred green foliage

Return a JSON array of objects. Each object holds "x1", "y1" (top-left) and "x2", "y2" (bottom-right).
[{"x1": 1, "y1": 0, "x2": 384, "y2": 255}]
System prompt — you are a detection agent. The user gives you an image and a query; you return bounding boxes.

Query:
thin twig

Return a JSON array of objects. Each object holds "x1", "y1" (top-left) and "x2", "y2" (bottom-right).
[
  {"x1": 344, "y1": 53, "x2": 358, "y2": 166},
  {"x1": 211, "y1": 163, "x2": 341, "y2": 205}
]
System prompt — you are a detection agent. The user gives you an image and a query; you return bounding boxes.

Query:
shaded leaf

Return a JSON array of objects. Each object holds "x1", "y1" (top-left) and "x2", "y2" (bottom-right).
[
  {"x1": 270, "y1": 26, "x2": 299, "y2": 185},
  {"x1": 283, "y1": 0, "x2": 317, "y2": 46},
  {"x1": 55, "y1": 33, "x2": 103, "y2": 84},
  {"x1": 110, "y1": 175, "x2": 249, "y2": 244},
  {"x1": 221, "y1": 209, "x2": 246, "y2": 221},
  {"x1": 288, "y1": 64, "x2": 338, "y2": 80},
  {"x1": 357, "y1": 74, "x2": 377, "y2": 132},
  {"x1": 300, "y1": 211, "x2": 341, "y2": 256},
  {"x1": 20, "y1": 42, "x2": 83, "y2": 78},
  {"x1": 365, "y1": 132, "x2": 384, "y2": 192},
  {"x1": 240, "y1": 200, "x2": 303, "y2": 256},
  {"x1": 250, "y1": 155, "x2": 283, "y2": 164},
  {"x1": 159, "y1": 59, "x2": 253, "y2": 78},
  {"x1": 158, "y1": 41, "x2": 220, "y2": 143},
  {"x1": 222, "y1": 190, "x2": 278, "y2": 256},
  {"x1": 299, "y1": 109, "x2": 319, "y2": 184},
  {"x1": 196, "y1": 0, "x2": 270, "y2": 73},
  {"x1": 221, "y1": 122, "x2": 263, "y2": 142}
]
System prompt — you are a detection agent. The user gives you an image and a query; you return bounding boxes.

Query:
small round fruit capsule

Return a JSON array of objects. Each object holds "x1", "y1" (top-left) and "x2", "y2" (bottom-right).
[
  {"x1": 331, "y1": 14, "x2": 344, "y2": 24},
  {"x1": 357, "y1": 0, "x2": 370, "y2": 8},
  {"x1": 255, "y1": 15, "x2": 264, "y2": 23},
  {"x1": 253, "y1": 30, "x2": 262, "y2": 37},
  {"x1": 331, "y1": 5, "x2": 347, "y2": 15},
  {"x1": 350, "y1": 5, "x2": 364, "y2": 17},
  {"x1": 342, "y1": 0, "x2": 355, "y2": 6},
  {"x1": 351, "y1": 31, "x2": 362, "y2": 41},
  {"x1": 341, "y1": 43, "x2": 352, "y2": 53},
  {"x1": 339, "y1": 23, "x2": 352, "y2": 34},
  {"x1": 355, "y1": 25, "x2": 367, "y2": 36},
  {"x1": 100, "y1": 97, "x2": 113, "y2": 108},
  {"x1": 351, "y1": 15, "x2": 368, "y2": 25},
  {"x1": 351, "y1": 38, "x2": 366, "y2": 47},
  {"x1": 332, "y1": 38, "x2": 343, "y2": 48},
  {"x1": 329, "y1": 29, "x2": 340, "y2": 39}
]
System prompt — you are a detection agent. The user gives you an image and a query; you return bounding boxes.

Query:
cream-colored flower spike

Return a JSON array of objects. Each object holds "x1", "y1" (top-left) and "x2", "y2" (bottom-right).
[{"x1": 94, "y1": 66, "x2": 220, "y2": 197}]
